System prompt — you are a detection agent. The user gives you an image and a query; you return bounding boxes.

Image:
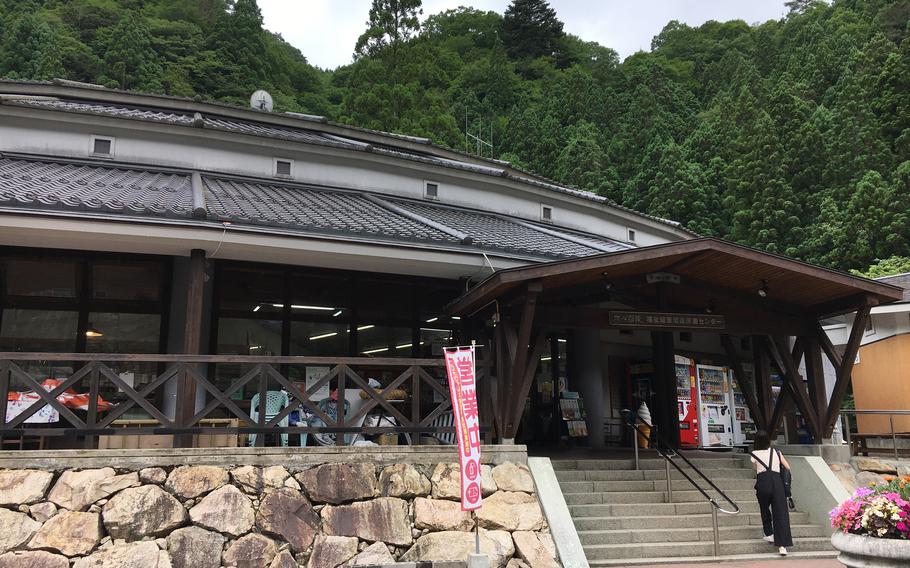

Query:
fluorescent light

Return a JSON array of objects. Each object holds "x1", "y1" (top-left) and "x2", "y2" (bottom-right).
[
  {"x1": 395, "y1": 343, "x2": 412, "y2": 349},
  {"x1": 332, "y1": 310, "x2": 343, "y2": 317},
  {"x1": 451, "y1": 316, "x2": 461, "y2": 320},
  {"x1": 425, "y1": 317, "x2": 438, "y2": 323},
  {"x1": 290, "y1": 304, "x2": 335, "y2": 311},
  {"x1": 309, "y1": 332, "x2": 338, "y2": 341},
  {"x1": 357, "y1": 325, "x2": 374, "y2": 331},
  {"x1": 557, "y1": 339, "x2": 567, "y2": 343},
  {"x1": 363, "y1": 347, "x2": 388, "y2": 354},
  {"x1": 249, "y1": 345, "x2": 262, "y2": 350},
  {"x1": 540, "y1": 356, "x2": 551, "y2": 361},
  {"x1": 420, "y1": 327, "x2": 451, "y2": 332},
  {"x1": 253, "y1": 305, "x2": 261, "y2": 312},
  {"x1": 271, "y1": 303, "x2": 284, "y2": 308}
]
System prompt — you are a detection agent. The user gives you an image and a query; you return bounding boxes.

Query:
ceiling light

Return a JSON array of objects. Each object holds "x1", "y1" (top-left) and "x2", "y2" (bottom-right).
[
  {"x1": 705, "y1": 300, "x2": 717, "y2": 314},
  {"x1": 290, "y1": 304, "x2": 335, "y2": 311},
  {"x1": 357, "y1": 325, "x2": 374, "y2": 331},
  {"x1": 309, "y1": 332, "x2": 338, "y2": 341},
  {"x1": 758, "y1": 280, "x2": 769, "y2": 298},
  {"x1": 85, "y1": 324, "x2": 103, "y2": 338},
  {"x1": 253, "y1": 305, "x2": 261, "y2": 312},
  {"x1": 426, "y1": 317, "x2": 438, "y2": 323},
  {"x1": 362, "y1": 347, "x2": 389, "y2": 354},
  {"x1": 395, "y1": 342, "x2": 412, "y2": 349},
  {"x1": 332, "y1": 310, "x2": 343, "y2": 317},
  {"x1": 451, "y1": 316, "x2": 461, "y2": 320}
]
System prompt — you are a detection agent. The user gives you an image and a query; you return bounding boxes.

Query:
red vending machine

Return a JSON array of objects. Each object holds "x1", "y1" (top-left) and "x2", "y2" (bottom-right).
[{"x1": 675, "y1": 355, "x2": 699, "y2": 447}]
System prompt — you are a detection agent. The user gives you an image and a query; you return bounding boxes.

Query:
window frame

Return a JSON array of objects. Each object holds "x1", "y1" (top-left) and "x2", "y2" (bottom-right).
[
  {"x1": 274, "y1": 158, "x2": 294, "y2": 178},
  {"x1": 541, "y1": 204, "x2": 553, "y2": 223},
  {"x1": 90, "y1": 135, "x2": 116, "y2": 158},
  {"x1": 424, "y1": 180, "x2": 439, "y2": 200}
]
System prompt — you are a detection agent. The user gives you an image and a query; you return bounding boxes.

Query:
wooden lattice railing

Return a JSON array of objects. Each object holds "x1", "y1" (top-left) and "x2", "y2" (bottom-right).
[{"x1": 0, "y1": 353, "x2": 478, "y2": 449}]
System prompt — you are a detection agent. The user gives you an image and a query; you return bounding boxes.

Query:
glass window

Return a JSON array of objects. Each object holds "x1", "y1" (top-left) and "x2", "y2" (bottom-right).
[
  {"x1": 290, "y1": 272, "x2": 352, "y2": 320},
  {"x1": 0, "y1": 309, "x2": 79, "y2": 352},
  {"x1": 289, "y1": 321, "x2": 350, "y2": 357},
  {"x1": 5, "y1": 258, "x2": 78, "y2": 298},
  {"x1": 219, "y1": 266, "x2": 284, "y2": 315},
  {"x1": 418, "y1": 327, "x2": 453, "y2": 358},
  {"x1": 356, "y1": 278, "x2": 413, "y2": 323},
  {"x1": 92, "y1": 262, "x2": 162, "y2": 301},
  {"x1": 84, "y1": 313, "x2": 161, "y2": 354},
  {"x1": 217, "y1": 318, "x2": 283, "y2": 355},
  {"x1": 358, "y1": 325, "x2": 414, "y2": 357}
]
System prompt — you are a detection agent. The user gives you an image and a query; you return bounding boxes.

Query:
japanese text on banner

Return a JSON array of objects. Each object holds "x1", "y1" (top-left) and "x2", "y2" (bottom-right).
[{"x1": 444, "y1": 346, "x2": 482, "y2": 511}]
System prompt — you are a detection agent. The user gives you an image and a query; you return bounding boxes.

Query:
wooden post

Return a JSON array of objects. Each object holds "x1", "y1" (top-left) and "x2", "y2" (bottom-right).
[
  {"x1": 651, "y1": 283, "x2": 679, "y2": 449},
  {"x1": 752, "y1": 336, "x2": 773, "y2": 430},
  {"x1": 804, "y1": 335, "x2": 828, "y2": 439},
  {"x1": 720, "y1": 335, "x2": 766, "y2": 430},
  {"x1": 824, "y1": 305, "x2": 872, "y2": 437},
  {"x1": 175, "y1": 249, "x2": 206, "y2": 448},
  {"x1": 502, "y1": 281, "x2": 542, "y2": 440}
]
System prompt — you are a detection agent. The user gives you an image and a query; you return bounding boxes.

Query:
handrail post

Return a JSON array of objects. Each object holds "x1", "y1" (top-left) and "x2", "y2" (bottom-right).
[
  {"x1": 665, "y1": 458, "x2": 673, "y2": 503},
  {"x1": 892, "y1": 415, "x2": 898, "y2": 460},
  {"x1": 633, "y1": 427, "x2": 640, "y2": 470},
  {"x1": 712, "y1": 506, "x2": 720, "y2": 556}
]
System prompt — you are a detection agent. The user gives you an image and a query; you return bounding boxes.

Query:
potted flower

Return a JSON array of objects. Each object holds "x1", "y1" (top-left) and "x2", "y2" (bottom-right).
[{"x1": 829, "y1": 475, "x2": 910, "y2": 566}]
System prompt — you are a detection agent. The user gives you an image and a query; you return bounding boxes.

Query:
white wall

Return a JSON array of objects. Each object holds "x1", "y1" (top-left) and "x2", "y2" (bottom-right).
[{"x1": 0, "y1": 113, "x2": 684, "y2": 247}]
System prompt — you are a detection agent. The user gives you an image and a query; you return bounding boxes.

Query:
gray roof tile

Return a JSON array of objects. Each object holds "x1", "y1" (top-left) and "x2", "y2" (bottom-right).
[
  {"x1": 0, "y1": 155, "x2": 631, "y2": 260},
  {"x1": 202, "y1": 177, "x2": 456, "y2": 243},
  {"x1": 386, "y1": 198, "x2": 617, "y2": 258}
]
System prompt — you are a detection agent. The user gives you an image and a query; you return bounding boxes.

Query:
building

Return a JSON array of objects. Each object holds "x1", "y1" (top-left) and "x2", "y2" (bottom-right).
[
  {"x1": 824, "y1": 273, "x2": 910, "y2": 436},
  {"x1": 0, "y1": 79, "x2": 901, "y2": 452}
]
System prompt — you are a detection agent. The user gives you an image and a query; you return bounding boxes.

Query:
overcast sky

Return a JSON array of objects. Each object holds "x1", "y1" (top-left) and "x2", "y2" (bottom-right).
[{"x1": 258, "y1": 1, "x2": 790, "y2": 70}]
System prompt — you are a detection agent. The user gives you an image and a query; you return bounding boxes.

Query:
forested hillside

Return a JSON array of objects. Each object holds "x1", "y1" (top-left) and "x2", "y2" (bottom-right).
[{"x1": 1, "y1": 0, "x2": 908, "y2": 273}]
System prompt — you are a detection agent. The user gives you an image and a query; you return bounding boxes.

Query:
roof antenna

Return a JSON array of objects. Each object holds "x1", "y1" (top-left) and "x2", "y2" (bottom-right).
[{"x1": 250, "y1": 90, "x2": 273, "y2": 112}]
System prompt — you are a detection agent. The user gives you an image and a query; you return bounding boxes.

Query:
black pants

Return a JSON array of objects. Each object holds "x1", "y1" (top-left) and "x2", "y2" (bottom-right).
[{"x1": 755, "y1": 470, "x2": 793, "y2": 547}]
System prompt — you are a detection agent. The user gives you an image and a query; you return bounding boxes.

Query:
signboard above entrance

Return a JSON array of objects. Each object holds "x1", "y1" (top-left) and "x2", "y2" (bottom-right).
[{"x1": 609, "y1": 311, "x2": 726, "y2": 330}]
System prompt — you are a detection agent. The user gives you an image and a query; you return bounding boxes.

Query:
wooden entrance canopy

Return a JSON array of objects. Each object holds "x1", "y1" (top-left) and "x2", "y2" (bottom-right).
[{"x1": 446, "y1": 238, "x2": 903, "y2": 444}]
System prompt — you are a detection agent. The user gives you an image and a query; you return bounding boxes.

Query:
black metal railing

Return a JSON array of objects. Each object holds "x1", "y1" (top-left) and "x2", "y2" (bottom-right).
[{"x1": 621, "y1": 410, "x2": 740, "y2": 556}]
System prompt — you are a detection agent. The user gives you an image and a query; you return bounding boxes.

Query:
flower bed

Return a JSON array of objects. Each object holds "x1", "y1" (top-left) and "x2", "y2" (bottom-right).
[
  {"x1": 830, "y1": 475, "x2": 910, "y2": 538},
  {"x1": 830, "y1": 475, "x2": 910, "y2": 566}
]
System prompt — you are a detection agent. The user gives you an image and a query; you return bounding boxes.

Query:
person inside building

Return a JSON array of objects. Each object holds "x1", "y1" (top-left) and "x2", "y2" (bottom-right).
[{"x1": 750, "y1": 430, "x2": 793, "y2": 556}]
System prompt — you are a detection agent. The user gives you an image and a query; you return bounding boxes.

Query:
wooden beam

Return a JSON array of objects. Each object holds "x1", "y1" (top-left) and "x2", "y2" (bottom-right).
[
  {"x1": 768, "y1": 336, "x2": 821, "y2": 441},
  {"x1": 804, "y1": 335, "x2": 828, "y2": 437},
  {"x1": 814, "y1": 293, "x2": 879, "y2": 318},
  {"x1": 720, "y1": 335, "x2": 766, "y2": 430},
  {"x1": 534, "y1": 307, "x2": 809, "y2": 336},
  {"x1": 501, "y1": 281, "x2": 542, "y2": 438},
  {"x1": 768, "y1": 387, "x2": 791, "y2": 438},
  {"x1": 824, "y1": 306, "x2": 871, "y2": 437},
  {"x1": 176, "y1": 249, "x2": 206, "y2": 448},
  {"x1": 815, "y1": 321, "x2": 843, "y2": 369},
  {"x1": 675, "y1": 279, "x2": 809, "y2": 318},
  {"x1": 753, "y1": 336, "x2": 773, "y2": 425},
  {"x1": 506, "y1": 332, "x2": 547, "y2": 439}
]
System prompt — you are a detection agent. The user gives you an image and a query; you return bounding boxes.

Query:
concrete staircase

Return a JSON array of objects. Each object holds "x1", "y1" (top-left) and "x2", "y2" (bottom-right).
[{"x1": 553, "y1": 454, "x2": 837, "y2": 565}]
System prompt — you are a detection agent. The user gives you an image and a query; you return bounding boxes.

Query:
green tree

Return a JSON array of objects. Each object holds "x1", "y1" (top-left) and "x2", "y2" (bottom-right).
[
  {"x1": 500, "y1": 0, "x2": 565, "y2": 61},
  {"x1": 0, "y1": 13, "x2": 64, "y2": 80},
  {"x1": 354, "y1": 0, "x2": 422, "y2": 66},
  {"x1": 100, "y1": 11, "x2": 162, "y2": 91},
  {"x1": 853, "y1": 256, "x2": 910, "y2": 279}
]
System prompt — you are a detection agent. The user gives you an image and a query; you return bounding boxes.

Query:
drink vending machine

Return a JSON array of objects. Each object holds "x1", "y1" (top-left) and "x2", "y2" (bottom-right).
[
  {"x1": 674, "y1": 355, "x2": 699, "y2": 447},
  {"x1": 695, "y1": 364, "x2": 734, "y2": 447}
]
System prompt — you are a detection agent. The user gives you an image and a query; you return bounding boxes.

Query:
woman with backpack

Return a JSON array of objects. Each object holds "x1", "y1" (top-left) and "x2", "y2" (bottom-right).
[{"x1": 750, "y1": 430, "x2": 793, "y2": 556}]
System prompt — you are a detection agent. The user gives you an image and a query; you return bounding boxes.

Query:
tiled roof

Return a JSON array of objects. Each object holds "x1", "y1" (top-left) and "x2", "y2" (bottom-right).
[
  {"x1": 0, "y1": 87, "x2": 695, "y2": 236},
  {"x1": 877, "y1": 273, "x2": 910, "y2": 302},
  {"x1": 203, "y1": 177, "x2": 455, "y2": 243},
  {"x1": 0, "y1": 155, "x2": 632, "y2": 260},
  {"x1": 0, "y1": 156, "x2": 194, "y2": 215}
]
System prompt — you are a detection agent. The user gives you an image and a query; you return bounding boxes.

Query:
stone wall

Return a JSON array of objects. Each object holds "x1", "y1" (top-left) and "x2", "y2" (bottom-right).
[{"x1": 0, "y1": 460, "x2": 558, "y2": 568}]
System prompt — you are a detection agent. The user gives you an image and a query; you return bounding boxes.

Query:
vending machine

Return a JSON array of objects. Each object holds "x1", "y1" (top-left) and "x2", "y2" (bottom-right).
[
  {"x1": 674, "y1": 355, "x2": 699, "y2": 447},
  {"x1": 695, "y1": 364, "x2": 734, "y2": 447},
  {"x1": 728, "y1": 366, "x2": 756, "y2": 445}
]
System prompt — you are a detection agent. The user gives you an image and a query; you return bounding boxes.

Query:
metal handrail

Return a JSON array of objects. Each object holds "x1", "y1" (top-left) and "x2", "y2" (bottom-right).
[
  {"x1": 621, "y1": 410, "x2": 740, "y2": 556},
  {"x1": 839, "y1": 409, "x2": 910, "y2": 460}
]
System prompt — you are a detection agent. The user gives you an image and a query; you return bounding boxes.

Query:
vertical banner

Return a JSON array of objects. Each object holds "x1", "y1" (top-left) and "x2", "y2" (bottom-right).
[{"x1": 444, "y1": 345, "x2": 482, "y2": 511}]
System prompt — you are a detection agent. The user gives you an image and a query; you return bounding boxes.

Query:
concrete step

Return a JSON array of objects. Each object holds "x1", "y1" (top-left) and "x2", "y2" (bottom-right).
[
  {"x1": 559, "y1": 478, "x2": 756, "y2": 493},
  {"x1": 572, "y1": 511, "x2": 811, "y2": 531},
  {"x1": 552, "y1": 457, "x2": 749, "y2": 471},
  {"x1": 570, "y1": 500, "x2": 761, "y2": 518},
  {"x1": 588, "y1": 550, "x2": 839, "y2": 566},
  {"x1": 563, "y1": 489, "x2": 756, "y2": 505},
  {"x1": 577, "y1": 524, "x2": 831, "y2": 545},
  {"x1": 582, "y1": 537, "x2": 834, "y2": 560},
  {"x1": 555, "y1": 467, "x2": 756, "y2": 482}
]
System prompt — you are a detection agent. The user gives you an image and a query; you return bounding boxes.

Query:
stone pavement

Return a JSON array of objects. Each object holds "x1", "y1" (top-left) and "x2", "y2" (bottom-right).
[{"x1": 657, "y1": 559, "x2": 841, "y2": 568}]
